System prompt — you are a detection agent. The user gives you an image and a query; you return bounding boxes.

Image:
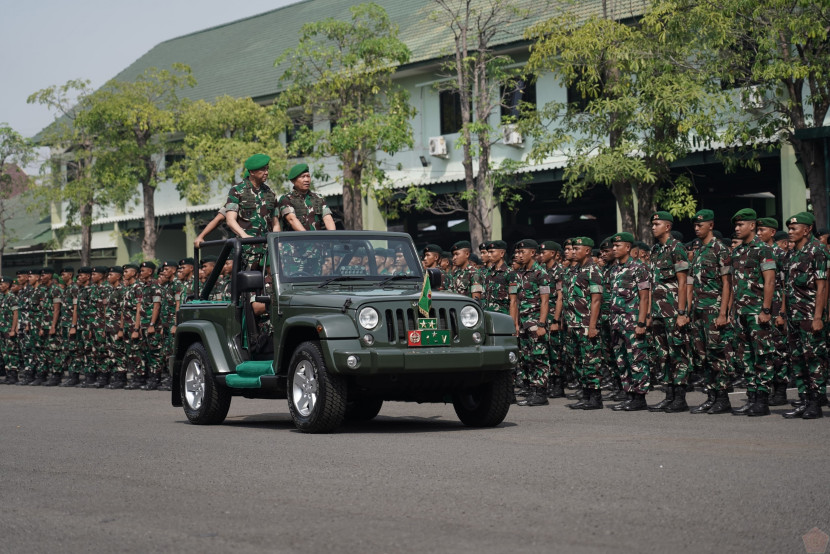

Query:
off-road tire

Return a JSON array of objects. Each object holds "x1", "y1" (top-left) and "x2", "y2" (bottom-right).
[
  {"x1": 181, "y1": 342, "x2": 231, "y2": 425},
  {"x1": 287, "y1": 341, "x2": 347, "y2": 433},
  {"x1": 452, "y1": 370, "x2": 511, "y2": 427}
]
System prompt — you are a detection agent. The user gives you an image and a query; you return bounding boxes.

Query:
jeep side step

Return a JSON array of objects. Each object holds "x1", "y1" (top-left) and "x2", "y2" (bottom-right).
[{"x1": 224, "y1": 360, "x2": 275, "y2": 388}]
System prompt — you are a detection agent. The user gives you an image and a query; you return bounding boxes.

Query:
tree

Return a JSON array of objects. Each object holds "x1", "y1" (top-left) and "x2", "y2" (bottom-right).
[
  {"x1": 523, "y1": 1, "x2": 725, "y2": 241},
  {"x1": 425, "y1": 0, "x2": 530, "y2": 247},
  {"x1": 81, "y1": 64, "x2": 196, "y2": 259},
  {"x1": 167, "y1": 95, "x2": 289, "y2": 205},
  {"x1": 667, "y1": 0, "x2": 830, "y2": 226},
  {"x1": 0, "y1": 124, "x2": 36, "y2": 274},
  {"x1": 276, "y1": 2, "x2": 415, "y2": 230}
]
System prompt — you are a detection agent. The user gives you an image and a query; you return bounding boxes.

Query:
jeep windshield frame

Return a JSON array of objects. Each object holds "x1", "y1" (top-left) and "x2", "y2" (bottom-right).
[{"x1": 268, "y1": 231, "x2": 424, "y2": 286}]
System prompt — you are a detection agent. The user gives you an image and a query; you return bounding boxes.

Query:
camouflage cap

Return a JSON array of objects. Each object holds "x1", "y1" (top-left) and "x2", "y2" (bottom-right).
[
  {"x1": 514, "y1": 238, "x2": 539, "y2": 250},
  {"x1": 694, "y1": 209, "x2": 714, "y2": 222},
  {"x1": 787, "y1": 212, "x2": 816, "y2": 226},
  {"x1": 451, "y1": 240, "x2": 472, "y2": 252},
  {"x1": 611, "y1": 232, "x2": 635, "y2": 244},
  {"x1": 757, "y1": 217, "x2": 779, "y2": 229},
  {"x1": 539, "y1": 240, "x2": 562, "y2": 253},
  {"x1": 651, "y1": 211, "x2": 674, "y2": 223},
  {"x1": 572, "y1": 236, "x2": 594, "y2": 247},
  {"x1": 731, "y1": 208, "x2": 757, "y2": 223},
  {"x1": 489, "y1": 240, "x2": 507, "y2": 250}
]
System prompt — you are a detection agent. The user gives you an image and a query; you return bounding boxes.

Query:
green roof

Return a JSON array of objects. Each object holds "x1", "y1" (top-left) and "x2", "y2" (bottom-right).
[
  {"x1": 1, "y1": 190, "x2": 52, "y2": 252},
  {"x1": 107, "y1": 0, "x2": 632, "y2": 104}
]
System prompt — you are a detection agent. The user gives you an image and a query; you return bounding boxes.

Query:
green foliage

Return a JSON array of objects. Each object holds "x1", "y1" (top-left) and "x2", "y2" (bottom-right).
[
  {"x1": 0, "y1": 123, "x2": 36, "y2": 266},
  {"x1": 655, "y1": 174, "x2": 697, "y2": 219},
  {"x1": 276, "y1": 2, "x2": 415, "y2": 229},
  {"x1": 167, "y1": 96, "x2": 289, "y2": 204}
]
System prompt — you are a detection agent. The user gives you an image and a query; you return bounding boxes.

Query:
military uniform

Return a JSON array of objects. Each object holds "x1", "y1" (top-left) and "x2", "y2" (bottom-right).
[
  {"x1": 104, "y1": 268, "x2": 128, "y2": 389},
  {"x1": 278, "y1": 189, "x2": 332, "y2": 231},
  {"x1": 122, "y1": 265, "x2": 145, "y2": 389},
  {"x1": 541, "y1": 241, "x2": 565, "y2": 398},
  {"x1": 31, "y1": 271, "x2": 63, "y2": 385},
  {"x1": 16, "y1": 274, "x2": 37, "y2": 384},
  {"x1": 226, "y1": 156, "x2": 277, "y2": 266},
  {"x1": 0, "y1": 279, "x2": 20, "y2": 384},
  {"x1": 57, "y1": 270, "x2": 81, "y2": 386},
  {"x1": 136, "y1": 262, "x2": 164, "y2": 390}
]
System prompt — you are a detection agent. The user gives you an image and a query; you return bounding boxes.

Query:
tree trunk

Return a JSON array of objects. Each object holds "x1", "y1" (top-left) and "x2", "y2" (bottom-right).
[
  {"x1": 79, "y1": 201, "x2": 93, "y2": 266},
  {"x1": 342, "y1": 165, "x2": 363, "y2": 230},
  {"x1": 635, "y1": 182, "x2": 658, "y2": 246},
  {"x1": 471, "y1": 135, "x2": 492, "y2": 247},
  {"x1": 793, "y1": 138, "x2": 828, "y2": 228},
  {"x1": 611, "y1": 181, "x2": 636, "y2": 233},
  {"x1": 141, "y1": 181, "x2": 157, "y2": 260}
]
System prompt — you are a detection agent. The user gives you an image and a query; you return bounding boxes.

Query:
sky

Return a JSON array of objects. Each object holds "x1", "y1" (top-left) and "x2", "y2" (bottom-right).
[{"x1": 0, "y1": 0, "x2": 300, "y2": 139}]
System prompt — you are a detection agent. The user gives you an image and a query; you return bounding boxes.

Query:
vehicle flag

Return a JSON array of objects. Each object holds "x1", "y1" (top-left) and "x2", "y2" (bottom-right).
[{"x1": 418, "y1": 273, "x2": 431, "y2": 318}]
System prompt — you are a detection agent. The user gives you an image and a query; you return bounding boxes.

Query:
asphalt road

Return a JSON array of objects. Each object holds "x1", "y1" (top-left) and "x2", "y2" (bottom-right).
[{"x1": 1, "y1": 386, "x2": 828, "y2": 554}]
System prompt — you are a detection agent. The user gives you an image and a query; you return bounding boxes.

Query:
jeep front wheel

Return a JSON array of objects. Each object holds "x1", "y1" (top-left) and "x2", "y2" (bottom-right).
[
  {"x1": 181, "y1": 342, "x2": 231, "y2": 425},
  {"x1": 287, "y1": 341, "x2": 347, "y2": 433},
  {"x1": 452, "y1": 370, "x2": 511, "y2": 427}
]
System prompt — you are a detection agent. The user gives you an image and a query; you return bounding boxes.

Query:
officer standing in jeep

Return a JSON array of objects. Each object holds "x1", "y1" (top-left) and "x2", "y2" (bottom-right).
[
  {"x1": 225, "y1": 154, "x2": 281, "y2": 267},
  {"x1": 278, "y1": 163, "x2": 336, "y2": 231}
]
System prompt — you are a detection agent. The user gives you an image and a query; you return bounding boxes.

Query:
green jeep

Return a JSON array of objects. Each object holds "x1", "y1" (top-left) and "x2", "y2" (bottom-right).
[{"x1": 170, "y1": 231, "x2": 519, "y2": 433}]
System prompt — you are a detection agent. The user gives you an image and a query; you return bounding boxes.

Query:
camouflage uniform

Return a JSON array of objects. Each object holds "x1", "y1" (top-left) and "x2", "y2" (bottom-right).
[
  {"x1": 71, "y1": 281, "x2": 93, "y2": 377},
  {"x1": 560, "y1": 264, "x2": 579, "y2": 384},
  {"x1": 32, "y1": 281, "x2": 62, "y2": 379},
  {"x1": 18, "y1": 282, "x2": 36, "y2": 378},
  {"x1": 58, "y1": 281, "x2": 79, "y2": 377},
  {"x1": 448, "y1": 265, "x2": 483, "y2": 298},
  {"x1": 650, "y1": 236, "x2": 691, "y2": 386},
  {"x1": 225, "y1": 178, "x2": 277, "y2": 265},
  {"x1": 509, "y1": 262, "x2": 551, "y2": 389},
  {"x1": 278, "y1": 189, "x2": 332, "y2": 231},
  {"x1": 122, "y1": 280, "x2": 144, "y2": 382},
  {"x1": 159, "y1": 279, "x2": 178, "y2": 373},
  {"x1": 731, "y1": 236, "x2": 777, "y2": 394},
  {"x1": 545, "y1": 263, "x2": 564, "y2": 383},
  {"x1": 599, "y1": 262, "x2": 617, "y2": 383},
  {"x1": 137, "y1": 277, "x2": 164, "y2": 381},
  {"x1": 689, "y1": 237, "x2": 733, "y2": 391},
  {"x1": 609, "y1": 258, "x2": 651, "y2": 393},
  {"x1": 564, "y1": 260, "x2": 604, "y2": 390},
  {"x1": 0, "y1": 289, "x2": 20, "y2": 376},
  {"x1": 482, "y1": 261, "x2": 512, "y2": 315},
  {"x1": 106, "y1": 282, "x2": 126, "y2": 377},
  {"x1": 90, "y1": 281, "x2": 111, "y2": 377},
  {"x1": 784, "y1": 236, "x2": 827, "y2": 394},
  {"x1": 769, "y1": 243, "x2": 790, "y2": 386},
  {"x1": 209, "y1": 274, "x2": 232, "y2": 301}
]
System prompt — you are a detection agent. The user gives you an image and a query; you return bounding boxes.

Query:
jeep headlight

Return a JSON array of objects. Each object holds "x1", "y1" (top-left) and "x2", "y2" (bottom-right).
[
  {"x1": 358, "y1": 307, "x2": 380, "y2": 330},
  {"x1": 460, "y1": 305, "x2": 479, "y2": 328}
]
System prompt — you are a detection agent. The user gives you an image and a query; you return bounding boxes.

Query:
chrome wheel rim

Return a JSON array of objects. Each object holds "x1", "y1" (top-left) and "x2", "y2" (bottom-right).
[
  {"x1": 184, "y1": 358, "x2": 205, "y2": 410},
  {"x1": 292, "y1": 359, "x2": 319, "y2": 417}
]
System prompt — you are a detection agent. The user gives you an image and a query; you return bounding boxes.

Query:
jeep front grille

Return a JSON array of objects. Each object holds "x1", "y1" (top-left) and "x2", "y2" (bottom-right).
[{"x1": 384, "y1": 307, "x2": 458, "y2": 344}]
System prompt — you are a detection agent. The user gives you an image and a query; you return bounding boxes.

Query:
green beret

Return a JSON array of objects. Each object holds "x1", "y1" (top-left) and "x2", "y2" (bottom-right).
[
  {"x1": 26, "y1": 269, "x2": 36, "y2": 275},
  {"x1": 514, "y1": 238, "x2": 539, "y2": 250},
  {"x1": 774, "y1": 231, "x2": 790, "y2": 241},
  {"x1": 611, "y1": 232, "x2": 635, "y2": 244},
  {"x1": 244, "y1": 153, "x2": 270, "y2": 171},
  {"x1": 489, "y1": 240, "x2": 507, "y2": 250},
  {"x1": 592, "y1": 249, "x2": 601, "y2": 256},
  {"x1": 451, "y1": 240, "x2": 472, "y2": 252},
  {"x1": 651, "y1": 211, "x2": 674, "y2": 223},
  {"x1": 478, "y1": 242, "x2": 488, "y2": 251},
  {"x1": 139, "y1": 261, "x2": 156, "y2": 271},
  {"x1": 635, "y1": 241, "x2": 650, "y2": 250},
  {"x1": 287, "y1": 163, "x2": 309, "y2": 181},
  {"x1": 39, "y1": 267, "x2": 54, "y2": 275},
  {"x1": 201, "y1": 255, "x2": 217, "y2": 264},
  {"x1": 671, "y1": 230, "x2": 684, "y2": 242},
  {"x1": 179, "y1": 258, "x2": 195, "y2": 267},
  {"x1": 92, "y1": 266, "x2": 108, "y2": 274},
  {"x1": 563, "y1": 238, "x2": 573, "y2": 247},
  {"x1": 160, "y1": 260, "x2": 178, "y2": 269},
  {"x1": 539, "y1": 240, "x2": 560, "y2": 252},
  {"x1": 122, "y1": 264, "x2": 139, "y2": 272},
  {"x1": 61, "y1": 266, "x2": 74, "y2": 274},
  {"x1": 693, "y1": 209, "x2": 714, "y2": 222},
  {"x1": 78, "y1": 266, "x2": 93, "y2": 274},
  {"x1": 757, "y1": 217, "x2": 779, "y2": 229},
  {"x1": 108, "y1": 266, "x2": 124, "y2": 274},
  {"x1": 787, "y1": 212, "x2": 815, "y2": 226},
  {"x1": 470, "y1": 254, "x2": 482, "y2": 265},
  {"x1": 423, "y1": 244, "x2": 443, "y2": 254},
  {"x1": 572, "y1": 236, "x2": 594, "y2": 247},
  {"x1": 15, "y1": 269, "x2": 27, "y2": 276},
  {"x1": 731, "y1": 208, "x2": 757, "y2": 223},
  {"x1": 0, "y1": 276, "x2": 10, "y2": 284},
  {"x1": 440, "y1": 251, "x2": 451, "y2": 260}
]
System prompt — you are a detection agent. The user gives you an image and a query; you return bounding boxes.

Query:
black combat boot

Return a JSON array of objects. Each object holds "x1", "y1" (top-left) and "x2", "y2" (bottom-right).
[
  {"x1": 60, "y1": 372, "x2": 79, "y2": 387},
  {"x1": 105, "y1": 372, "x2": 127, "y2": 390},
  {"x1": 80, "y1": 372, "x2": 98, "y2": 388},
  {"x1": 43, "y1": 373, "x2": 61, "y2": 387},
  {"x1": 4, "y1": 370, "x2": 18, "y2": 385},
  {"x1": 566, "y1": 386, "x2": 585, "y2": 400},
  {"x1": 548, "y1": 377, "x2": 565, "y2": 399},
  {"x1": 648, "y1": 385, "x2": 674, "y2": 412},
  {"x1": 94, "y1": 373, "x2": 109, "y2": 389},
  {"x1": 579, "y1": 388, "x2": 603, "y2": 410},
  {"x1": 707, "y1": 390, "x2": 732, "y2": 414},
  {"x1": 820, "y1": 394, "x2": 829, "y2": 407},
  {"x1": 768, "y1": 380, "x2": 788, "y2": 406},
  {"x1": 125, "y1": 376, "x2": 146, "y2": 390},
  {"x1": 664, "y1": 387, "x2": 689, "y2": 413},
  {"x1": 790, "y1": 393, "x2": 806, "y2": 407},
  {"x1": 16, "y1": 370, "x2": 33, "y2": 385},
  {"x1": 731, "y1": 391, "x2": 756, "y2": 415},
  {"x1": 746, "y1": 390, "x2": 771, "y2": 417},
  {"x1": 782, "y1": 402, "x2": 807, "y2": 418},
  {"x1": 566, "y1": 389, "x2": 588, "y2": 409},
  {"x1": 518, "y1": 387, "x2": 549, "y2": 406},
  {"x1": 29, "y1": 373, "x2": 45, "y2": 386},
  {"x1": 611, "y1": 392, "x2": 633, "y2": 411},
  {"x1": 141, "y1": 375, "x2": 160, "y2": 391},
  {"x1": 622, "y1": 393, "x2": 648, "y2": 411},
  {"x1": 690, "y1": 390, "x2": 716, "y2": 414},
  {"x1": 801, "y1": 391, "x2": 824, "y2": 420},
  {"x1": 158, "y1": 374, "x2": 172, "y2": 392}
]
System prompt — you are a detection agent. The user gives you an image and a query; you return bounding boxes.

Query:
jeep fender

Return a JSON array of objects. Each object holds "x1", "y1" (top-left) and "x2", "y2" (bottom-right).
[
  {"x1": 275, "y1": 314, "x2": 359, "y2": 373},
  {"x1": 173, "y1": 320, "x2": 236, "y2": 376}
]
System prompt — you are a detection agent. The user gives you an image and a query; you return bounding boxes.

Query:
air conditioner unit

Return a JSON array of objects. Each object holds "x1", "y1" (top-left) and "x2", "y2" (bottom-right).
[
  {"x1": 741, "y1": 85, "x2": 765, "y2": 110},
  {"x1": 502, "y1": 124, "x2": 524, "y2": 147},
  {"x1": 428, "y1": 136, "x2": 448, "y2": 158}
]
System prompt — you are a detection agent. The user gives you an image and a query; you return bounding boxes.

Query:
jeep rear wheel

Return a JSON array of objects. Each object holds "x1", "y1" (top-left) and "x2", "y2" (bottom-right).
[
  {"x1": 452, "y1": 370, "x2": 511, "y2": 427},
  {"x1": 287, "y1": 341, "x2": 346, "y2": 433},
  {"x1": 181, "y1": 342, "x2": 231, "y2": 425}
]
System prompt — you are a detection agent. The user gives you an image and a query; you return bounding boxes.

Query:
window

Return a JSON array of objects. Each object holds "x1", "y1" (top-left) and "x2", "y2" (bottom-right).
[
  {"x1": 501, "y1": 76, "x2": 536, "y2": 122},
  {"x1": 439, "y1": 90, "x2": 465, "y2": 135}
]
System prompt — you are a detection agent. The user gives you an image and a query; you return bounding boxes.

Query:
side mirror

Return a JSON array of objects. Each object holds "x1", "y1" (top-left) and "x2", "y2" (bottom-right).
[
  {"x1": 427, "y1": 268, "x2": 443, "y2": 290},
  {"x1": 237, "y1": 270, "x2": 265, "y2": 292}
]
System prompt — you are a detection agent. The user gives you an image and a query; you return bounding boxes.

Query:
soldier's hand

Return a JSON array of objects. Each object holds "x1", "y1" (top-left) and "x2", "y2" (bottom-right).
[
  {"x1": 514, "y1": 325, "x2": 521, "y2": 336},
  {"x1": 551, "y1": 323, "x2": 559, "y2": 332},
  {"x1": 535, "y1": 326, "x2": 546, "y2": 337},
  {"x1": 194, "y1": 237, "x2": 204, "y2": 248},
  {"x1": 676, "y1": 315, "x2": 689, "y2": 328},
  {"x1": 758, "y1": 312, "x2": 771, "y2": 325},
  {"x1": 131, "y1": 330, "x2": 139, "y2": 340},
  {"x1": 9, "y1": 331, "x2": 15, "y2": 338},
  {"x1": 715, "y1": 314, "x2": 728, "y2": 328},
  {"x1": 812, "y1": 318, "x2": 823, "y2": 333},
  {"x1": 588, "y1": 326, "x2": 598, "y2": 339},
  {"x1": 48, "y1": 326, "x2": 56, "y2": 335},
  {"x1": 39, "y1": 329, "x2": 44, "y2": 337},
  {"x1": 69, "y1": 327, "x2": 76, "y2": 337},
  {"x1": 775, "y1": 315, "x2": 785, "y2": 327},
  {"x1": 634, "y1": 326, "x2": 646, "y2": 337},
  {"x1": 171, "y1": 325, "x2": 177, "y2": 335},
  {"x1": 147, "y1": 325, "x2": 155, "y2": 335},
  {"x1": 116, "y1": 330, "x2": 123, "y2": 340}
]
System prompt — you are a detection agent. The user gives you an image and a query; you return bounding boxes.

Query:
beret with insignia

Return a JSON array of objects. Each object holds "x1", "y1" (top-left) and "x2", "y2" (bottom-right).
[
  {"x1": 787, "y1": 212, "x2": 815, "y2": 226},
  {"x1": 731, "y1": 208, "x2": 757, "y2": 223},
  {"x1": 599, "y1": 238, "x2": 613, "y2": 249},
  {"x1": 694, "y1": 209, "x2": 714, "y2": 222},
  {"x1": 423, "y1": 244, "x2": 443, "y2": 254},
  {"x1": 573, "y1": 236, "x2": 595, "y2": 247},
  {"x1": 440, "y1": 251, "x2": 451, "y2": 260},
  {"x1": 78, "y1": 266, "x2": 93, "y2": 274},
  {"x1": 817, "y1": 227, "x2": 830, "y2": 236},
  {"x1": 92, "y1": 266, "x2": 108, "y2": 274},
  {"x1": 671, "y1": 230, "x2": 684, "y2": 242},
  {"x1": 287, "y1": 162, "x2": 309, "y2": 181},
  {"x1": 201, "y1": 255, "x2": 217, "y2": 264},
  {"x1": 757, "y1": 217, "x2": 779, "y2": 229},
  {"x1": 61, "y1": 266, "x2": 75, "y2": 274},
  {"x1": 651, "y1": 211, "x2": 674, "y2": 223},
  {"x1": 489, "y1": 240, "x2": 507, "y2": 250},
  {"x1": 39, "y1": 267, "x2": 54, "y2": 275},
  {"x1": 179, "y1": 257, "x2": 195, "y2": 267},
  {"x1": 563, "y1": 238, "x2": 573, "y2": 247},
  {"x1": 451, "y1": 240, "x2": 472, "y2": 252},
  {"x1": 611, "y1": 232, "x2": 635, "y2": 244},
  {"x1": 244, "y1": 153, "x2": 270, "y2": 171},
  {"x1": 540, "y1": 240, "x2": 561, "y2": 253},
  {"x1": 139, "y1": 261, "x2": 156, "y2": 271},
  {"x1": 108, "y1": 266, "x2": 124, "y2": 274},
  {"x1": 122, "y1": 263, "x2": 139, "y2": 272},
  {"x1": 478, "y1": 242, "x2": 488, "y2": 251},
  {"x1": 16, "y1": 269, "x2": 27, "y2": 276},
  {"x1": 514, "y1": 238, "x2": 539, "y2": 251}
]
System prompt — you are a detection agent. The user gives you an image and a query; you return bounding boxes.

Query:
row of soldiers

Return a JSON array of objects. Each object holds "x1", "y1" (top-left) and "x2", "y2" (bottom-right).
[
  {"x1": 0, "y1": 257, "x2": 230, "y2": 390},
  {"x1": 424, "y1": 208, "x2": 828, "y2": 419}
]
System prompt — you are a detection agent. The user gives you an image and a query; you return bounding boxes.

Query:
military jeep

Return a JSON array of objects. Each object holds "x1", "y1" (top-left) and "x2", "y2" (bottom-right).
[{"x1": 170, "y1": 231, "x2": 518, "y2": 433}]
